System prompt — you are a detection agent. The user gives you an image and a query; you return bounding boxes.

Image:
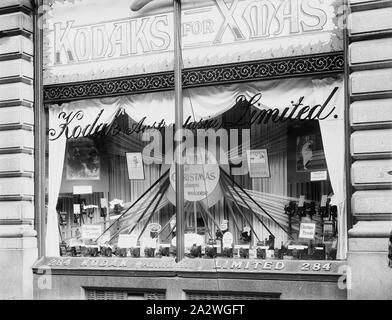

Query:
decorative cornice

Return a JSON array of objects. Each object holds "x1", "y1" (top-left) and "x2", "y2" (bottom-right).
[{"x1": 43, "y1": 52, "x2": 344, "y2": 104}]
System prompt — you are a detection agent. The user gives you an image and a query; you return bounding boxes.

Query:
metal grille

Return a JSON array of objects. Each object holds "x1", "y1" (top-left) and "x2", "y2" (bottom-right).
[
  {"x1": 145, "y1": 292, "x2": 166, "y2": 300},
  {"x1": 86, "y1": 289, "x2": 165, "y2": 300},
  {"x1": 86, "y1": 289, "x2": 128, "y2": 300},
  {"x1": 186, "y1": 292, "x2": 280, "y2": 300}
]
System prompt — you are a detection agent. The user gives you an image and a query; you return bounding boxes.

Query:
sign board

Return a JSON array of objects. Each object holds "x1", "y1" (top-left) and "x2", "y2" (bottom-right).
[
  {"x1": 81, "y1": 225, "x2": 102, "y2": 240},
  {"x1": 100, "y1": 198, "x2": 108, "y2": 208},
  {"x1": 222, "y1": 232, "x2": 233, "y2": 248},
  {"x1": 247, "y1": 149, "x2": 270, "y2": 178},
  {"x1": 288, "y1": 245, "x2": 308, "y2": 250},
  {"x1": 69, "y1": 238, "x2": 83, "y2": 247},
  {"x1": 44, "y1": 0, "x2": 343, "y2": 84},
  {"x1": 171, "y1": 233, "x2": 204, "y2": 247},
  {"x1": 311, "y1": 171, "x2": 328, "y2": 181},
  {"x1": 298, "y1": 195, "x2": 305, "y2": 208},
  {"x1": 73, "y1": 204, "x2": 81, "y2": 214},
  {"x1": 37, "y1": 257, "x2": 346, "y2": 275},
  {"x1": 126, "y1": 153, "x2": 145, "y2": 180},
  {"x1": 118, "y1": 234, "x2": 138, "y2": 248},
  {"x1": 73, "y1": 185, "x2": 93, "y2": 195},
  {"x1": 299, "y1": 223, "x2": 316, "y2": 239},
  {"x1": 320, "y1": 195, "x2": 328, "y2": 207},
  {"x1": 141, "y1": 238, "x2": 157, "y2": 248}
]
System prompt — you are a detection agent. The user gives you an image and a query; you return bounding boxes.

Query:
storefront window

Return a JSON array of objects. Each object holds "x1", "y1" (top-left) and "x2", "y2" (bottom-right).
[{"x1": 46, "y1": 75, "x2": 346, "y2": 261}]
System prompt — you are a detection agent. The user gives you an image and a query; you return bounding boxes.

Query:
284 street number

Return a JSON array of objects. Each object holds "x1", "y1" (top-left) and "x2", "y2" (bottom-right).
[{"x1": 300, "y1": 262, "x2": 332, "y2": 272}]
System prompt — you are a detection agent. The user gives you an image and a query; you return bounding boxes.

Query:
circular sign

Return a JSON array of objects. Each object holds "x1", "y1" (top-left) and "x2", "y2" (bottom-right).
[
  {"x1": 222, "y1": 232, "x2": 233, "y2": 248},
  {"x1": 146, "y1": 223, "x2": 162, "y2": 233},
  {"x1": 169, "y1": 147, "x2": 220, "y2": 202}
]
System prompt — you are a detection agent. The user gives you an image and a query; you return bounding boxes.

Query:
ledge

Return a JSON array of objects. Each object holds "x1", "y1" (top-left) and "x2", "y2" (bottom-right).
[
  {"x1": 32, "y1": 257, "x2": 346, "y2": 283},
  {"x1": 348, "y1": 221, "x2": 392, "y2": 238},
  {"x1": 43, "y1": 52, "x2": 344, "y2": 104}
]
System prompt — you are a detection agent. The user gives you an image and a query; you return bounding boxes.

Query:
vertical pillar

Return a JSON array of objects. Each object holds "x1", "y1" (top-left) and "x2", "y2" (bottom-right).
[
  {"x1": 174, "y1": 0, "x2": 185, "y2": 263},
  {"x1": 0, "y1": 0, "x2": 37, "y2": 299},
  {"x1": 347, "y1": 0, "x2": 392, "y2": 299}
]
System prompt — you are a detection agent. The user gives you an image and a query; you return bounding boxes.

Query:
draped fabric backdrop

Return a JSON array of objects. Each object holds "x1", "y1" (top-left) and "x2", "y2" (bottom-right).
[{"x1": 47, "y1": 76, "x2": 346, "y2": 259}]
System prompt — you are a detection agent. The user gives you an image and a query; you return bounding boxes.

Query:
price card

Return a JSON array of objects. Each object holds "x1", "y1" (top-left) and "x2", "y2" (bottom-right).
[
  {"x1": 73, "y1": 185, "x2": 93, "y2": 195},
  {"x1": 246, "y1": 149, "x2": 270, "y2": 178},
  {"x1": 299, "y1": 222, "x2": 316, "y2": 239},
  {"x1": 141, "y1": 238, "x2": 157, "y2": 248},
  {"x1": 81, "y1": 225, "x2": 102, "y2": 241},
  {"x1": 73, "y1": 204, "x2": 81, "y2": 214},
  {"x1": 298, "y1": 195, "x2": 305, "y2": 208},
  {"x1": 266, "y1": 250, "x2": 274, "y2": 258},
  {"x1": 311, "y1": 171, "x2": 328, "y2": 181},
  {"x1": 222, "y1": 232, "x2": 233, "y2": 248},
  {"x1": 126, "y1": 153, "x2": 145, "y2": 180},
  {"x1": 100, "y1": 198, "x2": 108, "y2": 208},
  {"x1": 118, "y1": 234, "x2": 138, "y2": 248},
  {"x1": 320, "y1": 195, "x2": 328, "y2": 207},
  {"x1": 69, "y1": 238, "x2": 83, "y2": 247},
  {"x1": 288, "y1": 245, "x2": 308, "y2": 250},
  {"x1": 234, "y1": 244, "x2": 250, "y2": 249}
]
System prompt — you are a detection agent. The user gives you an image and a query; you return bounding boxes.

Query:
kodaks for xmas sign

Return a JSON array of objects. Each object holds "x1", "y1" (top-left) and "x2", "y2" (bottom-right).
[{"x1": 44, "y1": 0, "x2": 343, "y2": 84}]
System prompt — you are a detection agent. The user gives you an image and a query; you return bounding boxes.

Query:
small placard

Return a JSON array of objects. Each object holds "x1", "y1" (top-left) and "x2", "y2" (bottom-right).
[
  {"x1": 118, "y1": 234, "x2": 138, "y2": 248},
  {"x1": 234, "y1": 244, "x2": 250, "y2": 249},
  {"x1": 81, "y1": 225, "x2": 102, "y2": 241},
  {"x1": 299, "y1": 223, "x2": 316, "y2": 239},
  {"x1": 141, "y1": 238, "x2": 157, "y2": 248},
  {"x1": 311, "y1": 171, "x2": 328, "y2": 181},
  {"x1": 69, "y1": 238, "x2": 83, "y2": 247},
  {"x1": 323, "y1": 222, "x2": 333, "y2": 234},
  {"x1": 247, "y1": 149, "x2": 270, "y2": 178},
  {"x1": 126, "y1": 153, "x2": 145, "y2": 180},
  {"x1": 73, "y1": 204, "x2": 81, "y2": 214},
  {"x1": 298, "y1": 195, "x2": 305, "y2": 208},
  {"x1": 222, "y1": 232, "x2": 233, "y2": 248},
  {"x1": 320, "y1": 195, "x2": 328, "y2": 207},
  {"x1": 266, "y1": 250, "x2": 275, "y2": 258},
  {"x1": 249, "y1": 248, "x2": 257, "y2": 259},
  {"x1": 100, "y1": 198, "x2": 108, "y2": 208},
  {"x1": 288, "y1": 245, "x2": 308, "y2": 250},
  {"x1": 73, "y1": 185, "x2": 93, "y2": 195}
]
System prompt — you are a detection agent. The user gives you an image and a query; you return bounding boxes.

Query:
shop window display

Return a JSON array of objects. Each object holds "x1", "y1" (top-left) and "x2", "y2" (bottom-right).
[{"x1": 47, "y1": 76, "x2": 345, "y2": 262}]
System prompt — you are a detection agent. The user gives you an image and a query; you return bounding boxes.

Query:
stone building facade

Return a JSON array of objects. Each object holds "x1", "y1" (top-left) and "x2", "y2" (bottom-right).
[{"x1": 347, "y1": 0, "x2": 392, "y2": 300}]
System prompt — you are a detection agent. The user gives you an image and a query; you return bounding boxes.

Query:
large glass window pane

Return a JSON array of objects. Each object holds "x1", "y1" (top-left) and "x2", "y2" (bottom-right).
[{"x1": 46, "y1": 76, "x2": 345, "y2": 262}]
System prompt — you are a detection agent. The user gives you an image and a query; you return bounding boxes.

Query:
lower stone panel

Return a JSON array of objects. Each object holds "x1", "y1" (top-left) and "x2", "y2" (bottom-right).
[
  {"x1": 348, "y1": 251, "x2": 392, "y2": 300},
  {"x1": 32, "y1": 257, "x2": 347, "y2": 300},
  {"x1": 0, "y1": 237, "x2": 37, "y2": 300}
]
